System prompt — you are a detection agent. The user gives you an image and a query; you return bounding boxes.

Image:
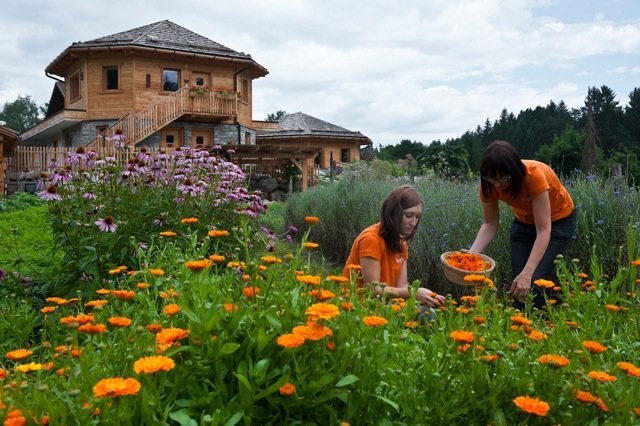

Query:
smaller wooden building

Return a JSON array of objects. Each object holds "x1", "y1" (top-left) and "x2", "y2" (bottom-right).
[{"x1": 0, "y1": 124, "x2": 19, "y2": 196}]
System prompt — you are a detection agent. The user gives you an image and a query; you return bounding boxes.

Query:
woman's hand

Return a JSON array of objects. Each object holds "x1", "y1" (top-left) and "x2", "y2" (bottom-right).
[
  {"x1": 509, "y1": 271, "x2": 532, "y2": 299},
  {"x1": 415, "y1": 288, "x2": 446, "y2": 307}
]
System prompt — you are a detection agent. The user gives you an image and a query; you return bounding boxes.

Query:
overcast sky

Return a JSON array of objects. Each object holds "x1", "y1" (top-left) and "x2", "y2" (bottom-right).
[{"x1": 1, "y1": 0, "x2": 639, "y2": 147}]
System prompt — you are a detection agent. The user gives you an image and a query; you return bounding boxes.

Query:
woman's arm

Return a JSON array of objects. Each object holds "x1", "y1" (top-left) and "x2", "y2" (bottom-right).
[
  {"x1": 361, "y1": 257, "x2": 444, "y2": 307},
  {"x1": 509, "y1": 191, "x2": 552, "y2": 298},
  {"x1": 469, "y1": 200, "x2": 500, "y2": 253}
]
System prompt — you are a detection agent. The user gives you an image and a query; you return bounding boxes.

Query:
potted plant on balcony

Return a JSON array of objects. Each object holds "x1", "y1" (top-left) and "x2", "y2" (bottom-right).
[
  {"x1": 189, "y1": 85, "x2": 212, "y2": 96},
  {"x1": 213, "y1": 88, "x2": 234, "y2": 98}
]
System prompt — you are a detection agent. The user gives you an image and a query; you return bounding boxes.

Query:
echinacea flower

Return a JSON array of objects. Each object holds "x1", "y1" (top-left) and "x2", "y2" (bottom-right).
[
  {"x1": 133, "y1": 355, "x2": 175, "y2": 374},
  {"x1": 93, "y1": 377, "x2": 141, "y2": 398},
  {"x1": 279, "y1": 382, "x2": 296, "y2": 396},
  {"x1": 362, "y1": 315, "x2": 389, "y2": 327},
  {"x1": 513, "y1": 396, "x2": 550, "y2": 416},
  {"x1": 95, "y1": 216, "x2": 118, "y2": 232},
  {"x1": 38, "y1": 185, "x2": 62, "y2": 201},
  {"x1": 5, "y1": 349, "x2": 33, "y2": 361}
]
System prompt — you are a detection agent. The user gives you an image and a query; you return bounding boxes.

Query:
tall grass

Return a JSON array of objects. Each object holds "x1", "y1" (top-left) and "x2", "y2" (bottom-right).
[{"x1": 285, "y1": 174, "x2": 640, "y2": 297}]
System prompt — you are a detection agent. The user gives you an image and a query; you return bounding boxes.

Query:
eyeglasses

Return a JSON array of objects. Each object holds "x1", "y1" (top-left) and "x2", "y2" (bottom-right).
[{"x1": 483, "y1": 175, "x2": 511, "y2": 185}]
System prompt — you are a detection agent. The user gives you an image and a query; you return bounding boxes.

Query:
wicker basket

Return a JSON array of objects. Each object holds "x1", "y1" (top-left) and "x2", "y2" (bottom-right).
[{"x1": 440, "y1": 251, "x2": 496, "y2": 286}]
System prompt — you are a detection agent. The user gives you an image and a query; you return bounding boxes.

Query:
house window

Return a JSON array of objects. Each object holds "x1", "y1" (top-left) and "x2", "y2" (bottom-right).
[
  {"x1": 162, "y1": 69, "x2": 180, "y2": 92},
  {"x1": 195, "y1": 77, "x2": 204, "y2": 86},
  {"x1": 103, "y1": 66, "x2": 119, "y2": 90},
  {"x1": 341, "y1": 148, "x2": 350, "y2": 163},
  {"x1": 69, "y1": 72, "x2": 80, "y2": 101},
  {"x1": 241, "y1": 78, "x2": 249, "y2": 102},
  {"x1": 165, "y1": 135, "x2": 174, "y2": 148},
  {"x1": 244, "y1": 131, "x2": 251, "y2": 145},
  {"x1": 195, "y1": 136, "x2": 204, "y2": 148}
]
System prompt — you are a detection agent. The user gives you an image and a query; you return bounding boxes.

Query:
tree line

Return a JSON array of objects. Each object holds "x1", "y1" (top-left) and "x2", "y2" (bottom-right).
[{"x1": 376, "y1": 85, "x2": 640, "y2": 181}]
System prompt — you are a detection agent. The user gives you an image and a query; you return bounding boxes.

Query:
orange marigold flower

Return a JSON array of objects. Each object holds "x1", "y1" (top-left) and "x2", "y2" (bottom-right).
[
  {"x1": 85, "y1": 299, "x2": 109, "y2": 308},
  {"x1": 634, "y1": 407, "x2": 640, "y2": 416},
  {"x1": 133, "y1": 355, "x2": 175, "y2": 374},
  {"x1": 279, "y1": 382, "x2": 297, "y2": 396},
  {"x1": 450, "y1": 330, "x2": 475, "y2": 343},
  {"x1": 526, "y1": 330, "x2": 548, "y2": 341},
  {"x1": 224, "y1": 303, "x2": 239, "y2": 313},
  {"x1": 146, "y1": 323, "x2": 163, "y2": 334},
  {"x1": 108, "y1": 317, "x2": 132, "y2": 328},
  {"x1": 405, "y1": 320, "x2": 420, "y2": 328},
  {"x1": 445, "y1": 251, "x2": 491, "y2": 272},
  {"x1": 473, "y1": 316, "x2": 486, "y2": 325},
  {"x1": 455, "y1": 306, "x2": 470, "y2": 314},
  {"x1": 304, "y1": 216, "x2": 320, "y2": 224},
  {"x1": 4, "y1": 409, "x2": 26, "y2": 425},
  {"x1": 538, "y1": 354, "x2": 570, "y2": 368},
  {"x1": 40, "y1": 306, "x2": 57, "y2": 314},
  {"x1": 296, "y1": 274, "x2": 322, "y2": 286},
  {"x1": 303, "y1": 242, "x2": 319, "y2": 250},
  {"x1": 604, "y1": 304, "x2": 622, "y2": 312},
  {"x1": 208, "y1": 229, "x2": 230, "y2": 238},
  {"x1": 533, "y1": 278, "x2": 555, "y2": 289},
  {"x1": 60, "y1": 314, "x2": 95, "y2": 326},
  {"x1": 16, "y1": 362, "x2": 48, "y2": 373},
  {"x1": 326, "y1": 341, "x2": 336, "y2": 351},
  {"x1": 148, "y1": 268, "x2": 165, "y2": 276},
  {"x1": 617, "y1": 361, "x2": 640, "y2": 377},
  {"x1": 110, "y1": 290, "x2": 136, "y2": 300},
  {"x1": 574, "y1": 390, "x2": 609, "y2": 412},
  {"x1": 160, "y1": 289, "x2": 178, "y2": 299},
  {"x1": 93, "y1": 377, "x2": 141, "y2": 398},
  {"x1": 345, "y1": 264, "x2": 361, "y2": 271},
  {"x1": 6, "y1": 349, "x2": 33, "y2": 361},
  {"x1": 587, "y1": 370, "x2": 617, "y2": 382},
  {"x1": 137, "y1": 282, "x2": 151, "y2": 290},
  {"x1": 511, "y1": 315, "x2": 532, "y2": 326},
  {"x1": 363, "y1": 315, "x2": 389, "y2": 327},
  {"x1": 479, "y1": 353, "x2": 501, "y2": 363},
  {"x1": 582, "y1": 340, "x2": 607, "y2": 354},
  {"x1": 243, "y1": 286, "x2": 261, "y2": 299},
  {"x1": 185, "y1": 259, "x2": 212, "y2": 272},
  {"x1": 305, "y1": 303, "x2": 340, "y2": 320},
  {"x1": 209, "y1": 254, "x2": 226, "y2": 264},
  {"x1": 293, "y1": 323, "x2": 333, "y2": 340},
  {"x1": 277, "y1": 333, "x2": 306, "y2": 348},
  {"x1": 155, "y1": 327, "x2": 190, "y2": 348},
  {"x1": 45, "y1": 297, "x2": 70, "y2": 305},
  {"x1": 159, "y1": 231, "x2": 177, "y2": 237},
  {"x1": 463, "y1": 274, "x2": 489, "y2": 283},
  {"x1": 261, "y1": 255, "x2": 282, "y2": 264},
  {"x1": 513, "y1": 396, "x2": 550, "y2": 416},
  {"x1": 310, "y1": 289, "x2": 336, "y2": 301},
  {"x1": 576, "y1": 272, "x2": 589, "y2": 278},
  {"x1": 180, "y1": 217, "x2": 198, "y2": 224},
  {"x1": 565, "y1": 320, "x2": 580, "y2": 329},
  {"x1": 460, "y1": 295, "x2": 480, "y2": 306},
  {"x1": 341, "y1": 301, "x2": 354, "y2": 311},
  {"x1": 327, "y1": 275, "x2": 349, "y2": 283},
  {"x1": 163, "y1": 303, "x2": 182, "y2": 316},
  {"x1": 78, "y1": 323, "x2": 108, "y2": 334}
]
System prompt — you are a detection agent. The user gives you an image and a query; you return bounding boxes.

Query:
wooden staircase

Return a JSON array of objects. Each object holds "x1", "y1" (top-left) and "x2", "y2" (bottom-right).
[{"x1": 85, "y1": 87, "x2": 237, "y2": 157}]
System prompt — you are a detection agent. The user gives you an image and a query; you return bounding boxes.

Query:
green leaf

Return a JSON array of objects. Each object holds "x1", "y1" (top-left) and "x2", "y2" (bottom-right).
[
  {"x1": 180, "y1": 306, "x2": 202, "y2": 325},
  {"x1": 224, "y1": 411, "x2": 244, "y2": 426},
  {"x1": 372, "y1": 394, "x2": 400, "y2": 412},
  {"x1": 264, "y1": 313, "x2": 282, "y2": 329},
  {"x1": 335, "y1": 374, "x2": 359, "y2": 387},
  {"x1": 492, "y1": 408, "x2": 507, "y2": 426},
  {"x1": 169, "y1": 409, "x2": 198, "y2": 426},
  {"x1": 220, "y1": 342, "x2": 241, "y2": 356}
]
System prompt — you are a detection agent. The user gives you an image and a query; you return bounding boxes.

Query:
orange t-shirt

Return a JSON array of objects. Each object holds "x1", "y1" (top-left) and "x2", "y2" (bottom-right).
[
  {"x1": 342, "y1": 223, "x2": 408, "y2": 287},
  {"x1": 480, "y1": 160, "x2": 574, "y2": 224}
]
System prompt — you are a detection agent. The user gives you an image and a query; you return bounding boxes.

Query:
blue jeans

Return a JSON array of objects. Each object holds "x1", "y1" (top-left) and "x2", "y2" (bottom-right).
[{"x1": 510, "y1": 211, "x2": 576, "y2": 309}]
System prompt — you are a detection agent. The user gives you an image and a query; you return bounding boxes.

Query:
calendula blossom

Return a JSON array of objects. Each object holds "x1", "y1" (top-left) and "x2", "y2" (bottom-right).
[
  {"x1": 107, "y1": 317, "x2": 132, "y2": 327},
  {"x1": 160, "y1": 231, "x2": 177, "y2": 237},
  {"x1": 6, "y1": 349, "x2": 33, "y2": 361},
  {"x1": 185, "y1": 259, "x2": 212, "y2": 272},
  {"x1": 93, "y1": 377, "x2": 141, "y2": 398},
  {"x1": 363, "y1": 315, "x2": 389, "y2": 327},
  {"x1": 279, "y1": 382, "x2": 297, "y2": 396},
  {"x1": 587, "y1": 370, "x2": 617, "y2": 382},
  {"x1": 303, "y1": 242, "x2": 319, "y2": 250},
  {"x1": 450, "y1": 330, "x2": 474, "y2": 343},
  {"x1": 296, "y1": 275, "x2": 322, "y2": 286},
  {"x1": 304, "y1": 216, "x2": 320, "y2": 224},
  {"x1": 133, "y1": 355, "x2": 175, "y2": 374},
  {"x1": 533, "y1": 278, "x2": 555, "y2": 288},
  {"x1": 583, "y1": 340, "x2": 608, "y2": 354},
  {"x1": 111, "y1": 290, "x2": 136, "y2": 300},
  {"x1": 208, "y1": 229, "x2": 230, "y2": 238},
  {"x1": 513, "y1": 396, "x2": 550, "y2": 416},
  {"x1": 538, "y1": 354, "x2": 570, "y2": 368},
  {"x1": 180, "y1": 217, "x2": 198, "y2": 224},
  {"x1": 305, "y1": 303, "x2": 340, "y2": 320},
  {"x1": 277, "y1": 333, "x2": 306, "y2": 348},
  {"x1": 292, "y1": 323, "x2": 333, "y2": 340}
]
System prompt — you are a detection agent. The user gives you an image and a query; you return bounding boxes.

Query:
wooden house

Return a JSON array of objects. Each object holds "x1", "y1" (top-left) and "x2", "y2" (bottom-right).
[
  {"x1": 0, "y1": 124, "x2": 18, "y2": 195},
  {"x1": 15, "y1": 20, "x2": 372, "y2": 191}
]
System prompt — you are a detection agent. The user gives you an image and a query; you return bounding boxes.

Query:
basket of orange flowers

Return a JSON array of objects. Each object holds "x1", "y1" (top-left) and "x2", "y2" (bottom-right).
[{"x1": 440, "y1": 251, "x2": 495, "y2": 286}]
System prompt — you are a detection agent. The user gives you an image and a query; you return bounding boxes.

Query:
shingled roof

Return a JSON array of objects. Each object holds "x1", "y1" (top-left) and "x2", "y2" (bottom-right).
[
  {"x1": 46, "y1": 20, "x2": 268, "y2": 78},
  {"x1": 257, "y1": 112, "x2": 371, "y2": 144}
]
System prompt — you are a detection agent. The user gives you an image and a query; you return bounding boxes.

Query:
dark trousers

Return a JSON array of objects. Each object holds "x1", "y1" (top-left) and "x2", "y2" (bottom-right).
[{"x1": 510, "y1": 211, "x2": 577, "y2": 309}]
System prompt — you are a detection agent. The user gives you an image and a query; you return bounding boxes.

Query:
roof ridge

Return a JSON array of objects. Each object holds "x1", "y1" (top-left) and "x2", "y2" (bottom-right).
[{"x1": 131, "y1": 20, "x2": 168, "y2": 44}]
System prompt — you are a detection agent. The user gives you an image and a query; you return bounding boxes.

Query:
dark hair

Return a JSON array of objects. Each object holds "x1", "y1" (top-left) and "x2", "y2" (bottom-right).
[
  {"x1": 380, "y1": 185, "x2": 422, "y2": 252},
  {"x1": 480, "y1": 140, "x2": 526, "y2": 199}
]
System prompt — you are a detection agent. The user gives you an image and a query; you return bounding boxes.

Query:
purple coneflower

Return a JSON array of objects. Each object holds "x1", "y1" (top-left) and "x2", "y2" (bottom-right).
[
  {"x1": 95, "y1": 216, "x2": 118, "y2": 232},
  {"x1": 38, "y1": 185, "x2": 62, "y2": 201},
  {"x1": 83, "y1": 192, "x2": 97, "y2": 199}
]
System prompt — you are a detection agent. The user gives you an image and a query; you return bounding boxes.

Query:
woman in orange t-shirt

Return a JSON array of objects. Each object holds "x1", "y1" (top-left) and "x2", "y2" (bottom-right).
[
  {"x1": 469, "y1": 141, "x2": 576, "y2": 308},
  {"x1": 343, "y1": 185, "x2": 445, "y2": 308}
]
